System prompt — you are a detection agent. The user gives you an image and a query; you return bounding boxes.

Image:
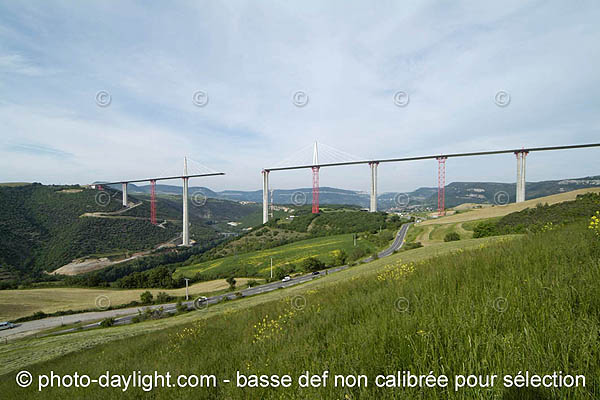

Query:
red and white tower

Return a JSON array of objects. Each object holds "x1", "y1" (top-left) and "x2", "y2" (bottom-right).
[
  {"x1": 436, "y1": 157, "x2": 447, "y2": 216},
  {"x1": 150, "y1": 179, "x2": 157, "y2": 225}
]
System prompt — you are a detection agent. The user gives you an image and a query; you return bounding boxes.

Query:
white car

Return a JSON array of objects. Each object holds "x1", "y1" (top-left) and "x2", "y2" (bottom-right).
[
  {"x1": 0, "y1": 321, "x2": 15, "y2": 330},
  {"x1": 281, "y1": 276, "x2": 291, "y2": 282}
]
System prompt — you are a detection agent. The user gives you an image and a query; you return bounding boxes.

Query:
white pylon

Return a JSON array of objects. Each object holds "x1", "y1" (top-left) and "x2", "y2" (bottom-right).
[
  {"x1": 262, "y1": 170, "x2": 269, "y2": 224},
  {"x1": 182, "y1": 157, "x2": 190, "y2": 246}
]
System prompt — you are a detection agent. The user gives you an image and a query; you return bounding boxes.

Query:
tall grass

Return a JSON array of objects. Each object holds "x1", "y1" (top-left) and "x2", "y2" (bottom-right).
[{"x1": 3, "y1": 222, "x2": 599, "y2": 399}]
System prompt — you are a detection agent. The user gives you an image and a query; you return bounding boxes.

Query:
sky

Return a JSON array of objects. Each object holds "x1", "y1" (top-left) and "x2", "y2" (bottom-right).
[{"x1": 1, "y1": 1, "x2": 599, "y2": 193}]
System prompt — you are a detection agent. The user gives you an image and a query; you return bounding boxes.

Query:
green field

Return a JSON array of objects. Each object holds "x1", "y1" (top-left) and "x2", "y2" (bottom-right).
[
  {"x1": 175, "y1": 233, "x2": 377, "y2": 279},
  {"x1": 2, "y1": 219, "x2": 597, "y2": 398},
  {"x1": 405, "y1": 221, "x2": 477, "y2": 245}
]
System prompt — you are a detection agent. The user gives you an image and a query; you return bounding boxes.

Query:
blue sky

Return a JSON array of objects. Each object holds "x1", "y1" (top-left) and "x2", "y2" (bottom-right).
[{"x1": 1, "y1": 1, "x2": 599, "y2": 192}]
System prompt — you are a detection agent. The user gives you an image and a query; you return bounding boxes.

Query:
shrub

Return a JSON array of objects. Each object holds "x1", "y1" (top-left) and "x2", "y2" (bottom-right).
[
  {"x1": 403, "y1": 242, "x2": 423, "y2": 250},
  {"x1": 140, "y1": 291, "x2": 154, "y2": 304},
  {"x1": 473, "y1": 221, "x2": 499, "y2": 238},
  {"x1": 226, "y1": 276, "x2": 236, "y2": 289},
  {"x1": 176, "y1": 301, "x2": 188, "y2": 313},
  {"x1": 301, "y1": 257, "x2": 325, "y2": 272},
  {"x1": 332, "y1": 250, "x2": 347, "y2": 266},
  {"x1": 444, "y1": 232, "x2": 461, "y2": 242},
  {"x1": 100, "y1": 317, "x2": 115, "y2": 328},
  {"x1": 155, "y1": 291, "x2": 173, "y2": 304}
]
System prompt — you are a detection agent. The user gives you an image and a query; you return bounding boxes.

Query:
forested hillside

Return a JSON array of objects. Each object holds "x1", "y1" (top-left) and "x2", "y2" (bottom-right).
[{"x1": 0, "y1": 184, "x2": 184, "y2": 280}]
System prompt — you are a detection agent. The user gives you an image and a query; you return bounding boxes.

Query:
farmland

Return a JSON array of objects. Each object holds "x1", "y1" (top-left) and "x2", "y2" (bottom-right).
[{"x1": 174, "y1": 233, "x2": 378, "y2": 279}]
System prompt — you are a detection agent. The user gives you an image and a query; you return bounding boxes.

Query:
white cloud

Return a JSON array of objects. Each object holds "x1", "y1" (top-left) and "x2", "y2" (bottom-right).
[{"x1": 0, "y1": 1, "x2": 599, "y2": 191}]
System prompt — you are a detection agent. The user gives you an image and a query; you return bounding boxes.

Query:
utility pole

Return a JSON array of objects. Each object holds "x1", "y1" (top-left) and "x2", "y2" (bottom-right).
[
  {"x1": 184, "y1": 278, "x2": 190, "y2": 300},
  {"x1": 270, "y1": 257, "x2": 273, "y2": 279},
  {"x1": 353, "y1": 233, "x2": 357, "y2": 247}
]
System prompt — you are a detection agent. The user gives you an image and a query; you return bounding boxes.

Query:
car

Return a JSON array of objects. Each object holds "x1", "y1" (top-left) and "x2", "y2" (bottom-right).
[
  {"x1": 312, "y1": 271, "x2": 320, "y2": 275},
  {"x1": 193, "y1": 296, "x2": 208, "y2": 309},
  {"x1": 0, "y1": 321, "x2": 15, "y2": 331},
  {"x1": 282, "y1": 276, "x2": 291, "y2": 282}
]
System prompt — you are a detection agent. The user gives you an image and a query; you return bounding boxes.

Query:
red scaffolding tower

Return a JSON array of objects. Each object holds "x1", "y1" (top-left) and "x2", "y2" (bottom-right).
[
  {"x1": 437, "y1": 157, "x2": 447, "y2": 216},
  {"x1": 150, "y1": 179, "x2": 157, "y2": 225}
]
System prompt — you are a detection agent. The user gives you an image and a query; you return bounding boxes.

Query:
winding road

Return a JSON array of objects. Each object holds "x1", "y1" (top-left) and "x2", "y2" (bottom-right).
[{"x1": 1, "y1": 223, "x2": 412, "y2": 340}]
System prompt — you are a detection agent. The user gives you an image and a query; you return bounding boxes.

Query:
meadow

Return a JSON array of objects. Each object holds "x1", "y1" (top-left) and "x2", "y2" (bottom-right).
[
  {"x1": 2, "y1": 218, "x2": 597, "y2": 398},
  {"x1": 0, "y1": 278, "x2": 259, "y2": 321},
  {"x1": 420, "y1": 187, "x2": 600, "y2": 225},
  {"x1": 174, "y1": 233, "x2": 378, "y2": 279},
  {"x1": 0, "y1": 235, "x2": 509, "y2": 376}
]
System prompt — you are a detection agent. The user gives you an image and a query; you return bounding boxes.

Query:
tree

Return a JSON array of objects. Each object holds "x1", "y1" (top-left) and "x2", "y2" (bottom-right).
[
  {"x1": 140, "y1": 291, "x2": 153, "y2": 304},
  {"x1": 156, "y1": 291, "x2": 172, "y2": 303},
  {"x1": 301, "y1": 257, "x2": 324, "y2": 272},
  {"x1": 332, "y1": 250, "x2": 347, "y2": 267},
  {"x1": 226, "y1": 276, "x2": 236, "y2": 289}
]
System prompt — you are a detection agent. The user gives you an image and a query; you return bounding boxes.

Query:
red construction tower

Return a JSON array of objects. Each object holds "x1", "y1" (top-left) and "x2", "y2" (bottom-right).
[
  {"x1": 150, "y1": 179, "x2": 157, "y2": 225},
  {"x1": 436, "y1": 157, "x2": 447, "y2": 216}
]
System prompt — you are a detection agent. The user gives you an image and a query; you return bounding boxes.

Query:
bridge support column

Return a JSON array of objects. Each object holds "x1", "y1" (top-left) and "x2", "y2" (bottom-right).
[
  {"x1": 262, "y1": 170, "x2": 269, "y2": 224},
  {"x1": 122, "y1": 183, "x2": 128, "y2": 207},
  {"x1": 515, "y1": 151, "x2": 528, "y2": 203},
  {"x1": 369, "y1": 162, "x2": 378, "y2": 212},
  {"x1": 521, "y1": 151, "x2": 527, "y2": 201},
  {"x1": 182, "y1": 176, "x2": 189, "y2": 245}
]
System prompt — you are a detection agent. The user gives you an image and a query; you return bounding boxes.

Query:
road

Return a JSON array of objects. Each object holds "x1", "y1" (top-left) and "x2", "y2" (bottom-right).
[
  {"x1": 363, "y1": 222, "x2": 412, "y2": 262},
  {"x1": 1, "y1": 223, "x2": 411, "y2": 340}
]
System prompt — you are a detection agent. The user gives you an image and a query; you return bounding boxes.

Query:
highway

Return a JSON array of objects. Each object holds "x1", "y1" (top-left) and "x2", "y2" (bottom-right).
[{"x1": 1, "y1": 223, "x2": 411, "y2": 340}]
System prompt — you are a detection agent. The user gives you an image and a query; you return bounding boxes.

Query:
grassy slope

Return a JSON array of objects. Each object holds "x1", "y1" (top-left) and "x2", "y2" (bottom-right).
[
  {"x1": 174, "y1": 233, "x2": 377, "y2": 279},
  {"x1": 4, "y1": 222, "x2": 598, "y2": 399},
  {"x1": 0, "y1": 236, "x2": 508, "y2": 377},
  {"x1": 4, "y1": 223, "x2": 597, "y2": 399},
  {"x1": 0, "y1": 278, "x2": 260, "y2": 321},
  {"x1": 421, "y1": 187, "x2": 600, "y2": 226}
]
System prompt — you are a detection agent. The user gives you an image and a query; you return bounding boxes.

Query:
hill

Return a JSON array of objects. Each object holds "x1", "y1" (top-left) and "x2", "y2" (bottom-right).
[
  {"x1": 180, "y1": 206, "x2": 406, "y2": 277},
  {"x1": 2, "y1": 211, "x2": 598, "y2": 398},
  {"x1": 113, "y1": 175, "x2": 600, "y2": 210},
  {"x1": 420, "y1": 187, "x2": 600, "y2": 225},
  {"x1": 0, "y1": 184, "x2": 260, "y2": 285}
]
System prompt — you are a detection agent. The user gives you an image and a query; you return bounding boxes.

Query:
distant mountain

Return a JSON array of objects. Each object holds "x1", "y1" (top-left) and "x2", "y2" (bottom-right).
[{"x1": 108, "y1": 175, "x2": 600, "y2": 210}]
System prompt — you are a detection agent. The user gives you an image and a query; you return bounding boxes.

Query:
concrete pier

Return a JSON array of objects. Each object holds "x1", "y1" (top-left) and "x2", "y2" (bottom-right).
[
  {"x1": 369, "y1": 162, "x2": 378, "y2": 212},
  {"x1": 262, "y1": 170, "x2": 269, "y2": 224},
  {"x1": 122, "y1": 182, "x2": 128, "y2": 207},
  {"x1": 515, "y1": 151, "x2": 528, "y2": 202},
  {"x1": 182, "y1": 158, "x2": 190, "y2": 246}
]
